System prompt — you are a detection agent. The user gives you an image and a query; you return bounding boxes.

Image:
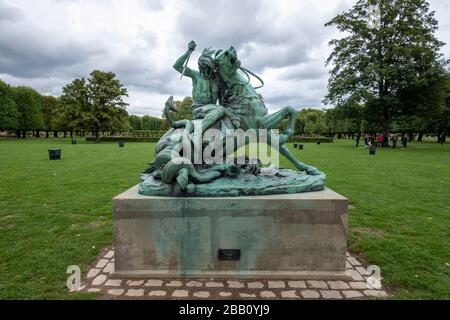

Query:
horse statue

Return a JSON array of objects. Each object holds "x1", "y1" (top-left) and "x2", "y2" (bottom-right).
[
  {"x1": 139, "y1": 44, "x2": 325, "y2": 197},
  {"x1": 214, "y1": 47, "x2": 322, "y2": 176}
]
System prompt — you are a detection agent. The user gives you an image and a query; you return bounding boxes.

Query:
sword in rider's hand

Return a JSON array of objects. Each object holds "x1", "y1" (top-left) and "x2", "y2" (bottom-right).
[{"x1": 180, "y1": 51, "x2": 192, "y2": 80}]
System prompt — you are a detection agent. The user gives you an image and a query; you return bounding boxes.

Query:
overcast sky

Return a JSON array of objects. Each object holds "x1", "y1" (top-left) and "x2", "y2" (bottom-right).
[{"x1": 1, "y1": 0, "x2": 449, "y2": 117}]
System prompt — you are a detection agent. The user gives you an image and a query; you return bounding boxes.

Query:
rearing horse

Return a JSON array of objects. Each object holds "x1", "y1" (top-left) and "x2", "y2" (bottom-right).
[{"x1": 214, "y1": 47, "x2": 322, "y2": 176}]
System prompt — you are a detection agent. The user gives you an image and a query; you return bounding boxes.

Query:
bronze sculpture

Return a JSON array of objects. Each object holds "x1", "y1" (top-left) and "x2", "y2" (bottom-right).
[{"x1": 140, "y1": 41, "x2": 325, "y2": 197}]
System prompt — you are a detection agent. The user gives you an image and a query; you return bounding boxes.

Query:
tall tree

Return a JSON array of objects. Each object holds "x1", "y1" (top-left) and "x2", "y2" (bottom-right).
[
  {"x1": 174, "y1": 97, "x2": 193, "y2": 121},
  {"x1": 431, "y1": 71, "x2": 450, "y2": 139},
  {"x1": 12, "y1": 86, "x2": 43, "y2": 138},
  {"x1": 141, "y1": 115, "x2": 152, "y2": 131},
  {"x1": 0, "y1": 79, "x2": 18, "y2": 131},
  {"x1": 61, "y1": 71, "x2": 129, "y2": 142},
  {"x1": 129, "y1": 115, "x2": 142, "y2": 130},
  {"x1": 325, "y1": 0, "x2": 446, "y2": 134},
  {"x1": 41, "y1": 95, "x2": 59, "y2": 138}
]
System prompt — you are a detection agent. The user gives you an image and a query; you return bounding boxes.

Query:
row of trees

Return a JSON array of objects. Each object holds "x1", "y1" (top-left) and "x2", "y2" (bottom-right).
[
  {"x1": 0, "y1": 80, "x2": 44, "y2": 138},
  {"x1": 163, "y1": 0, "x2": 450, "y2": 140},
  {"x1": 323, "y1": 0, "x2": 449, "y2": 139},
  {"x1": 2, "y1": 71, "x2": 447, "y2": 141},
  {"x1": 2, "y1": 0, "x2": 449, "y2": 142},
  {"x1": 277, "y1": 84, "x2": 449, "y2": 140},
  {"x1": 1, "y1": 70, "x2": 166, "y2": 142},
  {"x1": 129, "y1": 115, "x2": 164, "y2": 131}
]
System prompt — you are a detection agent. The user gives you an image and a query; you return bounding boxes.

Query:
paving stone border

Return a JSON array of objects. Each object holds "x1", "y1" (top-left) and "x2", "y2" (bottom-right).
[{"x1": 76, "y1": 247, "x2": 389, "y2": 300}]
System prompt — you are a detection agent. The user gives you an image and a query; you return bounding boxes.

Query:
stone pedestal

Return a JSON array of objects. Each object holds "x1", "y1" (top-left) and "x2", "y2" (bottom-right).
[{"x1": 112, "y1": 185, "x2": 350, "y2": 280}]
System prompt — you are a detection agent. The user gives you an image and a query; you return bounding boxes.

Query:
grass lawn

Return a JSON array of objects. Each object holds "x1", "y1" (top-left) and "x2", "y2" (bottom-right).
[{"x1": 0, "y1": 138, "x2": 449, "y2": 299}]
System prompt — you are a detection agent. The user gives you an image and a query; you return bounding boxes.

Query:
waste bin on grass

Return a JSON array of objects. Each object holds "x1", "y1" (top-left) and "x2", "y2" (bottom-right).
[{"x1": 49, "y1": 149, "x2": 61, "y2": 160}]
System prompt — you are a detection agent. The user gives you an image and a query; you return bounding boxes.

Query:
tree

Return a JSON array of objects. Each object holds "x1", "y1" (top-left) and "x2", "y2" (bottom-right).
[
  {"x1": 149, "y1": 116, "x2": 164, "y2": 131},
  {"x1": 325, "y1": 0, "x2": 447, "y2": 134},
  {"x1": 431, "y1": 71, "x2": 450, "y2": 140},
  {"x1": 41, "y1": 96, "x2": 59, "y2": 138},
  {"x1": 298, "y1": 109, "x2": 327, "y2": 135},
  {"x1": 161, "y1": 96, "x2": 193, "y2": 131},
  {"x1": 174, "y1": 97, "x2": 193, "y2": 121},
  {"x1": 0, "y1": 79, "x2": 18, "y2": 131},
  {"x1": 59, "y1": 78, "x2": 88, "y2": 137},
  {"x1": 12, "y1": 86, "x2": 43, "y2": 138},
  {"x1": 61, "y1": 71, "x2": 129, "y2": 142},
  {"x1": 141, "y1": 115, "x2": 152, "y2": 131},
  {"x1": 129, "y1": 115, "x2": 142, "y2": 130},
  {"x1": 295, "y1": 113, "x2": 304, "y2": 135}
]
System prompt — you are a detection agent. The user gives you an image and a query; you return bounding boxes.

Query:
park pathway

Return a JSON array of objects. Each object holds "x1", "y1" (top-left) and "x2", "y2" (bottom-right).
[{"x1": 75, "y1": 246, "x2": 389, "y2": 300}]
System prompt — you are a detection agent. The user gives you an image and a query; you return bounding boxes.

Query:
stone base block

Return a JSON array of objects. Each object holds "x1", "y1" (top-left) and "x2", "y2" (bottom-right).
[{"x1": 113, "y1": 185, "x2": 349, "y2": 280}]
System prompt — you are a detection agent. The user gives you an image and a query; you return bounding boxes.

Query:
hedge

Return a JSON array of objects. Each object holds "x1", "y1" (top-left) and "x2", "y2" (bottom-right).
[
  {"x1": 289, "y1": 136, "x2": 333, "y2": 143},
  {"x1": 86, "y1": 135, "x2": 334, "y2": 143},
  {"x1": 86, "y1": 137, "x2": 161, "y2": 143}
]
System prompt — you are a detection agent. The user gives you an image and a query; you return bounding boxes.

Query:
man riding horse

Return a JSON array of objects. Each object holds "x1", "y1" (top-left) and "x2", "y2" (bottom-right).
[{"x1": 143, "y1": 41, "x2": 323, "y2": 192}]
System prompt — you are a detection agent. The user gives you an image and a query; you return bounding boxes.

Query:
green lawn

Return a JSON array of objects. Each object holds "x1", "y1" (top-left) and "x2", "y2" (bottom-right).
[{"x1": 0, "y1": 138, "x2": 449, "y2": 299}]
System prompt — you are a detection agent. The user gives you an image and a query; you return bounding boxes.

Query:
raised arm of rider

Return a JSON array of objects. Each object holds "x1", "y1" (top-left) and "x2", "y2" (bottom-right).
[
  {"x1": 173, "y1": 50, "x2": 190, "y2": 73},
  {"x1": 173, "y1": 49, "x2": 198, "y2": 79}
]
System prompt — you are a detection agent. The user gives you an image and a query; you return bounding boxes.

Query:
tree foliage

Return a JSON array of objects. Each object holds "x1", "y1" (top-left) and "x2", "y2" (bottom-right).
[
  {"x1": 0, "y1": 79, "x2": 18, "y2": 130},
  {"x1": 325, "y1": 0, "x2": 447, "y2": 133},
  {"x1": 174, "y1": 97, "x2": 193, "y2": 121},
  {"x1": 12, "y1": 86, "x2": 43, "y2": 133},
  {"x1": 61, "y1": 70, "x2": 129, "y2": 142},
  {"x1": 41, "y1": 95, "x2": 59, "y2": 132},
  {"x1": 129, "y1": 115, "x2": 142, "y2": 130}
]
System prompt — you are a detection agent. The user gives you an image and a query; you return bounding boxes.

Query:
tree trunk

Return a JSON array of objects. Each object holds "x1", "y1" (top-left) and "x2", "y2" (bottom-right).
[
  {"x1": 95, "y1": 129, "x2": 100, "y2": 143},
  {"x1": 417, "y1": 132, "x2": 424, "y2": 141},
  {"x1": 16, "y1": 130, "x2": 20, "y2": 138},
  {"x1": 46, "y1": 130, "x2": 49, "y2": 138},
  {"x1": 22, "y1": 130, "x2": 26, "y2": 139},
  {"x1": 70, "y1": 130, "x2": 73, "y2": 139},
  {"x1": 63, "y1": 131, "x2": 67, "y2": 138},
  {"x1": 53, "y1": 131, "x2": 58, "y2": 138},
  {"x1": 408, "y1": 132, "x2": 414, "y2": 141},
  {"x1": 35, "y1": 130, "x2": 40, "y2": 138}
]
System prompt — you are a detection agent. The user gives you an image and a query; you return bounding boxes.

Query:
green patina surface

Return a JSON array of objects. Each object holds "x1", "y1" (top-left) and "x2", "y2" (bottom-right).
[
  {"x1": 139, "y1": 41, "x2": 325, "y2": 196},
  {"x1": 140, "y1": 169, "x2": 325, "y2": 197}
]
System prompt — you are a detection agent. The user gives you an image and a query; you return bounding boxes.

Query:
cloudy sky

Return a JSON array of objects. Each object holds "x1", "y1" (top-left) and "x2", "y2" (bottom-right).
[{"x1": 1, "y1": 0, "x2": 449, "y2": 117}]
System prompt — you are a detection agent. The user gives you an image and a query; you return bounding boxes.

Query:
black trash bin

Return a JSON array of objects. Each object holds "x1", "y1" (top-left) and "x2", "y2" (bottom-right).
[
  {"x1": 118, "y1": 142, "x2": 125, "y2": 148},
  {"x1": 49, "y1": 149, "x2": 61, "y2": 160},
  {"x1": 71, "y1": 140, "x2": 77, "y2": 145},
  {"x1": 317, "y1": 142, "x2": 321, "y2": 145},
  {"x1": 299, "y1": 144, "x2": 304, "y2": 150},
  {"x1": 294, "y1": 144, "x2": 298, "y2": 148},
  {"x1": 369, "y1": 145, "x2": 376, "y2": 155}
]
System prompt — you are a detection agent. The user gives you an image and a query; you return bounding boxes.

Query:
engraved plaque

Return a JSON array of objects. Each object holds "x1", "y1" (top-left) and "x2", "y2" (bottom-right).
[{"x1": 218, "y1": 249, "x2": 241, "y2": 261}]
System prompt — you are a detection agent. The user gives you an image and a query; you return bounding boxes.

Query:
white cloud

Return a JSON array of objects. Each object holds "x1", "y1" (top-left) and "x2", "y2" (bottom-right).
[{"x1": 0, "y1": 0, "x2": 449, "y2": 116}]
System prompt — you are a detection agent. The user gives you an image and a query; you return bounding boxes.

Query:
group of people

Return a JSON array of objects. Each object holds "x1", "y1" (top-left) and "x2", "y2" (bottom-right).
[{"x1": 355, "y1": 133, "x2": 408, "y2": 149}]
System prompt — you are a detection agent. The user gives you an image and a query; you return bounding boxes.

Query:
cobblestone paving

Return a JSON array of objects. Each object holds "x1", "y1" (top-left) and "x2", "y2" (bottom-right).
[{"x1": 76, "y1": 247, "x2": 389, "y2": 300}]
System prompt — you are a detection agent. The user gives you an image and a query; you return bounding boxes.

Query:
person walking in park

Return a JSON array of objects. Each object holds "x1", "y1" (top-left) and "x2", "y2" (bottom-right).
[
  {"x1": 364, "y1": 134, "x2": 369, "y2": 147},
  {"x1": 439, "y1": 133, "x2": 446, "y2": 145},
  {"x1": 382, "y1": 134, "x2": 389, "y2": 147},
  {"x1": 369, "y1": 134, "x2": 375, "y2": 146},
  {"x1": 377, "y1": 134, "x2": 383, "y2": 147},
  {"x1": 401, "y1": 134, "x2": 408, "y2": 148},
  {"x1": 392, "y1": 133, "x2": 398, "y2": 149},
  {"x1": 356, "y1": 133, "x2": 361, "y2": 147}
]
